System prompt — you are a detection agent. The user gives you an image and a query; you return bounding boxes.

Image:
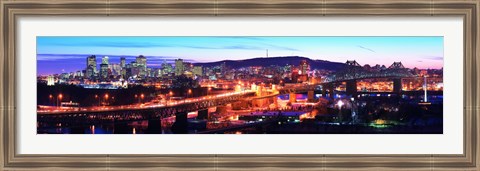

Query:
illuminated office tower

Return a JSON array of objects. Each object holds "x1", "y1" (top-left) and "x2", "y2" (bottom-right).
[
  {"x1": 136, "y1": 55, "x2": 147, "y2": 77},
  {"x1": 193, "y1": 66, "x2": 203, "y2": 76},
  {"x1": 120, "y1": 57, "x2": 126, "y2": 68},
  {"x1": 299, "y1": 60, "x2": 309, "y2": 75},
  {"x1": 47, "y1": 75, "x2": 55, "y2": 86},
  {"x1": 86, "y1": 55, "x2": 97, "y2": 78},
  {"x1": 100, "y1": 63, "x2": 109, "y2": 79},
  {"x1": 102, "y1": 56, "x2": 109, "y2": 65},
  {"x1": 175, "y1": 59, "x2": 184, "y2": 76}
]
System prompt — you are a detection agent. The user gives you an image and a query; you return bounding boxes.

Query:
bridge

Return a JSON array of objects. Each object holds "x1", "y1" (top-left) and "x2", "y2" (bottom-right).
[
  {"x1": 37, "y1": 61, "x2": 419, "y2": 133},
  {"x1": 38, "y1": 91, "x2": 256, "y2": 133},
  {"x1": 275, "y1": 61, "x2": 417, "y2": 102},
  {"x1": 322, "y1": 61, "x2": 415, "y2": 96},
  {"x1": 323, "y1": 61, "x2": 415, "y2": 83}
]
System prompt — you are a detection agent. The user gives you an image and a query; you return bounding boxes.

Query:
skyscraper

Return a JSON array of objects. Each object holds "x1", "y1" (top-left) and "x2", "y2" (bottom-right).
[
  {"x1": 109, "y1": 64, "x2": 122, "y2": 76},
  {"x1": 136, "y1": 55, "x2": 147, "y2": 77},
  {"x1": 120, "y1": 57, "x2": 126, "y2": 68},
  {"x1": 102, "y1": 56, "x2": 109, "y2": 65},
  {"x1": 193, "y1": 66, "x2": 203, "y2": 76},
  {"x1": 299, "y1": 60, "x2": 309, "y2": 75},
  {"x1": 175, "y1": 59, "x2": 184, "y2": 76},
  {"x1": 86, "y1": 55, "x2": 97, "y2": 78},
  {"x1": 100, "y1": 63, "x2": 108, "y2": 79},
  {"x1": 47, "y1": 75, "x2": 55, "y2": 86}
]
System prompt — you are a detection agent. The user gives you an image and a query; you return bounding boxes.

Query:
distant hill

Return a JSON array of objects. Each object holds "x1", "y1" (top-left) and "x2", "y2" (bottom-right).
[{"x1": 194, "y1": 56, "x2": 346, "y2": 71}]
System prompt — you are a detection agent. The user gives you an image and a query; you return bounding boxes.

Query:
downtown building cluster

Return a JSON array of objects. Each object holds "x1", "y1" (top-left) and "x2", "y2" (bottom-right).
[{"x1": 39, "y1": 55, "x2": 443, "y2": 93}]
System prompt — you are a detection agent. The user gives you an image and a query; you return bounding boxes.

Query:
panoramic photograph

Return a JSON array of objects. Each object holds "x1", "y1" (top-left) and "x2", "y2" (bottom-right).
[{"x1": 36, "y1": 36, "x2": 444, "y2": 134}]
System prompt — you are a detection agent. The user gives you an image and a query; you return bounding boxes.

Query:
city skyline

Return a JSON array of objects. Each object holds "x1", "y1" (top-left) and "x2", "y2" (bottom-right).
[
  {"x1": 37, "y1": 36, "x2": 444, "y2": 134},
  {"x1": 37, "y1": 36, "x2": 443, "y2": 75}
]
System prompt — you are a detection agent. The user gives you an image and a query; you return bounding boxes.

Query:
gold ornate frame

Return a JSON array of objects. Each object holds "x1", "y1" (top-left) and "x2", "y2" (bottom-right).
[{"x1": 1, "y1": 0, "x2": 479, "y2": 170}]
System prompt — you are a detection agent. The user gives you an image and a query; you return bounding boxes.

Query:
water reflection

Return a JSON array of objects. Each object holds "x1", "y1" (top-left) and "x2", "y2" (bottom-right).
[{"x1": 37, "y1": 92, "x2": 442, "y2": 134}]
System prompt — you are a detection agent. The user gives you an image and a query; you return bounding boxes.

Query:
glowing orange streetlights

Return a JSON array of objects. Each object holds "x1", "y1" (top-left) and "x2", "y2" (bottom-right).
[
  {"x1": 57, "y1": 94, "x2": 63, "y2": 107},
  {"x1": 49, "y1": 94, "x2": 53, "y2": 106},
  {"x1": 95, "y1": 94, "x2": 100, "y2": 106},
  {"x1": 104, "y1": 94, "x2": 109, "y2": 106}
]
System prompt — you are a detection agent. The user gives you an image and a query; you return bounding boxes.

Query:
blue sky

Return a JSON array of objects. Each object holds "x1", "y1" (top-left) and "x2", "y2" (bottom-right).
[{"x1": 37, "y1": 36, "x2": 443, "y2": 75}]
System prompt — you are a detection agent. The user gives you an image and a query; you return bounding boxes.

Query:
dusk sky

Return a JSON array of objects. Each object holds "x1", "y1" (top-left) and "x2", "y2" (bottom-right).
[{"x1": 37, "y1": 36, "x2": 443, "y2": 75}]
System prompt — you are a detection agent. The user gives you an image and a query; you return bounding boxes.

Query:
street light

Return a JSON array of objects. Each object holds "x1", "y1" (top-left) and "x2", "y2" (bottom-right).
[
  {"x1": 337, "y1": 100, "x2": 344, "y2": 124},
  {"x1": 57, "y1": 94, "x2": 63, "y2": 107},
  {"x1": 337, "y1": 100, "x2": 344, "y2": 109},
  {"x1": 188, "y1": 89, "x2": 192, "y2": 98},
  {"x1": 104, "y1": 93, "x2": 109, "y2": 106},
  {"x1": 95, "y1": 94, "x2": 99, "y2": 106},
  {"x1": 49, "y1": 94, "x2": 53, "y2": 106}
]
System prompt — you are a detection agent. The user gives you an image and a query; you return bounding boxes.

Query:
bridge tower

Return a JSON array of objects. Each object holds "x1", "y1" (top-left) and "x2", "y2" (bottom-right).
[
  {"x1": 388, "y1": 62, "x2": 405, "y2": 69},
  {"x1": 197, "y1": 109, "x2": 209, "y2": 120},
  {"x1": 393, "y1": 78, "x2": 402, "y2": 94},
  {"x1": 289, "y1": 92, "x2": 297, "y2": 103},
  {"x1": 307, "y1": 90, "x2": 315, "y2": 102},
  {"x1": 147, "y1": 118, "x2": 162, "y2": 134},
  {"x1": 345, "y1": 60, "x2": 361, "y2": 67},
  {"x1": 321, "y1": 83, "x2": 335, "y2": 99},
  {"x1": 171, "y1": 111, "x2": 188, "y2": 134},
  {"x1": 345, "y1": 80, "x2": 357, "y2": 96}
]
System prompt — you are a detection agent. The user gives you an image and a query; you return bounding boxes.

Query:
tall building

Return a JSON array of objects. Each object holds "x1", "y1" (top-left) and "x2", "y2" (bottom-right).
[
  {"x1": 299, "y1": 60, "x2": 309, "y2": 75},
  {"x1": 102, "y1": 56, "x2": 109, "y2": 65},
  {"x1": 109, "y1": 63, "x2": 122, "y2": 76},
  {"x1": 163, "y1": 63, "x2": 173, "y2": 76},
  {"x1": 100, "y1": 63, "x2": 109, "y2": 79},
  {"x1": 86, "y1": 55, "x2": 97, "y2": 78},
  {"x1": 75, "y1": 70, "x2": 83, "y2": 77},
  {"x1": 47, "y1": 75, "x2": 55, "y2": 86},
  {"x1": 193, "y1": 66, "x2": 203, "y2": 76},
  {"x1": 120, "y1": 57, "x2": 126, "y2": 68},
  {"x1": 86, "y1": 67, "x2": 95, "y2": 79},
  {"x1": 184, "y1": 62, "x2": 193, "y2": 72},
  {"x1": 121, "y1": 68, "x2": 127, "y2": 79},
  {"x1": 175, "y1": 59, "x2": 184, "y2": 76},
  {"x1": 136, "y1": 55, "x2": 147, "y2": 68},
  {"x1": 147, "y1": 68, "x2": 152, "y2": 77},
  {"x1": 136, "y1": 55, "x2": 147, "y2": 77}
]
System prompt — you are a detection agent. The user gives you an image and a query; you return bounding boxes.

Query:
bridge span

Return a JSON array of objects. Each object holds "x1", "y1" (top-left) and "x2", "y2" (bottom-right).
[{"x1": 38, "y1": 91, "x2": 256, "y2": 133}]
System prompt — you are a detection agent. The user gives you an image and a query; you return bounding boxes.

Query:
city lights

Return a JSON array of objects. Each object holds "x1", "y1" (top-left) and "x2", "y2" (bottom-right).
[{"x1": 37, "y1": 37, "x2": 443, "y2": 134}]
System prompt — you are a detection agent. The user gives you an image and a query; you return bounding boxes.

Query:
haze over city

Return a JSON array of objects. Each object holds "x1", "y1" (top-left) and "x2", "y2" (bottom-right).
[{"x1": 37, "y1": 36, "x2": 443, "y2": 75}]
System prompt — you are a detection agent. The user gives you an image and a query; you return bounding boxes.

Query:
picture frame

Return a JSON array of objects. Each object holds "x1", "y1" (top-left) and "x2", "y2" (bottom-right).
[{"x1": 1, "y1": 0, "x2": 479, "y2": 170}]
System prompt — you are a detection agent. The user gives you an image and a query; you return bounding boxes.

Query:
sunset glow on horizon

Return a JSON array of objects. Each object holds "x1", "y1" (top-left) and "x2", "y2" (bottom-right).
[{"x1": 37, "y1": 36, "x2": 443, "y2": 75}]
